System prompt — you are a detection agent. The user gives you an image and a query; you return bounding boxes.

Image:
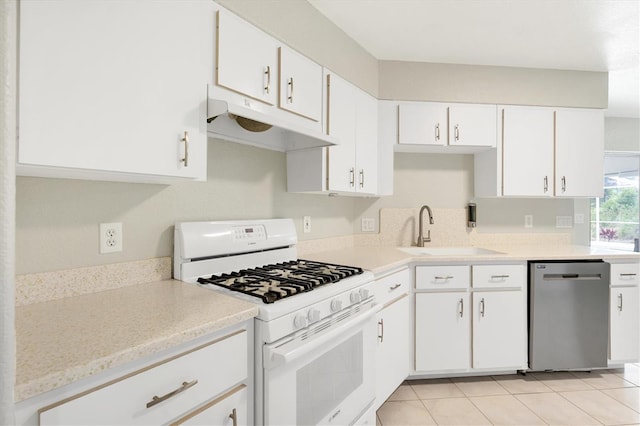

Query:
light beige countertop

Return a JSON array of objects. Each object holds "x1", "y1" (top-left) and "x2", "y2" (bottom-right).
[
  {"x1": 304, "y1": 244, "x2": 640, "y2": 276},
  {"x1": 15, "y1": 279, "x2": 258, "y2": 402}
]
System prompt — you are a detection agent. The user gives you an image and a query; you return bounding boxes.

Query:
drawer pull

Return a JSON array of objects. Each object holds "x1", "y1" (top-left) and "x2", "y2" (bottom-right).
[
  {"x1": 378, "y1": 318, "x2": 384, "y2": 342},
  {"x1": 458, "y1": 298, "x2": 464, "y2": 318},
  {"x1": 434, "y1": 276, "x2": 454, "y2": 280},
  {"x1": 490, "y1": 275, "x2": 510, "y2": 280},
  {"x1": 618, "y1": 293, "x2": 624, "y2": 312},
  {"x1": 229, "y1": 408, "x2": 238, "y2": 426},
  {"x1": 146, "y1": 379, "x2": 198, "y2": 408},
  {"x1": 480, "y1": 298, "x2": 486, "y2": 317},
  {"x1": 390, "y1": 283, "x2": 401, "y2": 290},
  {"x1": 619, "y1": 273, "x2": 637, "y2": 277}
]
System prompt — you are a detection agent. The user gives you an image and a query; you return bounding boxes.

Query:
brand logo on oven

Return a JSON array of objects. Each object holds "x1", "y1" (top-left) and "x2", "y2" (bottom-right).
[{"x1": 329, "y1": 408, "x2": 341, "y2": 422}]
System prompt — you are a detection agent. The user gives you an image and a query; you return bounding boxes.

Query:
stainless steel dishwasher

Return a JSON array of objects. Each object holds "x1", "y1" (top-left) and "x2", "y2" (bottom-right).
[{"x1": 529, "y1": 260, "x2": 610, "y2": 370}]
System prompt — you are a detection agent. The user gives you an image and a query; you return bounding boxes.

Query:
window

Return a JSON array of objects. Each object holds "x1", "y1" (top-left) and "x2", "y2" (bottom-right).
[{"x1": 591, "y1": 154, "x2": 640, "y2": 251}]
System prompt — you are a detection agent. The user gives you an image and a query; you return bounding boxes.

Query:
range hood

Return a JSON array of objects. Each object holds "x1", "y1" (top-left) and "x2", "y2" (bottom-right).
[{"x1": 206, "y1": 94, "x2": 338, "y2": 152}]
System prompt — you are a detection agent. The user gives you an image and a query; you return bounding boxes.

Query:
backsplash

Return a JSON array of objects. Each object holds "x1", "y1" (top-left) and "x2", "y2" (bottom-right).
[{"x1": 16, "y1": 257, "x2": 171, "y2": 306}]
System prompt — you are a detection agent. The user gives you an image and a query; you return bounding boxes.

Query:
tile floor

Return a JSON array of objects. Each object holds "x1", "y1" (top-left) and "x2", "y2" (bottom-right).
[{"x1": 376, "y1": 364, "x2": 640, "y2": 425}]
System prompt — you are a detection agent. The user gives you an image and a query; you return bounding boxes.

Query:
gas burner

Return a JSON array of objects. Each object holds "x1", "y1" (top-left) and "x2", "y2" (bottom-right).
[{"x1": 197, "y1": 259, "x2": 363, "y2": 303}]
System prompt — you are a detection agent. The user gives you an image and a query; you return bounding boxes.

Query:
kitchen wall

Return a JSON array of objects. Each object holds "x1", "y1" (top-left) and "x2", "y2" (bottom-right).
[
  {"x1": 14, "y1": 0, "x2": 619, "y2": 275},
  {"x1": 605, "y1": 117, "x2": 640, "y2": 151}
]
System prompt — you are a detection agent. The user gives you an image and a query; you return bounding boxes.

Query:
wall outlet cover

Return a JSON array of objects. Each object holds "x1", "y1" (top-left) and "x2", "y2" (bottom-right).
[
  {"x1": 361, "y1": 217, "x2": 375, "y2": 232},
  {"x1": 99, "y1": 222, "x2": 122, "y2": 254},
  {"x1": 303, "y1": 216, "x2": 311, "y2": 233},
  {"x1": 556, "y1": 216, "x2": 573, "y2": 228},
  {"x1": 524, "y1": 215, "x2": 533, "y2": 228}
]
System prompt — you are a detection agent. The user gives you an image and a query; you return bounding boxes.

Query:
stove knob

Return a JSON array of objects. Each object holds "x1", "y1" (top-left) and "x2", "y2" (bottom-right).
[
  {"x1": 359, "y1": 288, "x2": 370, "y2": 300},
  {"x1": 308, "y1": 309, "x2": 321, "y2": 323},
  {"x1": 330, "y1": 299, "x2": 343, "y2": 313},
  {"x1": 350, "y1": 292, "x2": 361, "y2": 303},
  {"x1": 293, "y1": 314, "x2": 307, "y2": 329}
]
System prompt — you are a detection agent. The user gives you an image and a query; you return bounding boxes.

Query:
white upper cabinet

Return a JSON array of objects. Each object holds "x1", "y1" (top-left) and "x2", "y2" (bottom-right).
[
  {"x1": 502, "y1": 106, "x2": 555, "y2": 197},
  {"x1": 475, "y1": 106, "x2": 604, "y2": 198},
  {"x1": 18, "y1": 0, "x2": 212, "y2": 183},
  {"x1": 286, "y1": 71, "x2": 378, "y2": 196},
  {"x1": 278, "y1": 47, "x2": 323, "y2": 122},
  {"x1": 448, "y1": 104, "x2": 497, "y2": 147},
  {"x1": 217, "y1": 9, "x2": 278, "y2": 106},
  {"x1": 391, "y1": 102, "x2": 496, "y2": 153},
  {"x1": 555, "y1": 108, "x2": 605, "y2": 197},
  {"x1": 398, "y1": 103, "x2": 447, "y2": 146}
]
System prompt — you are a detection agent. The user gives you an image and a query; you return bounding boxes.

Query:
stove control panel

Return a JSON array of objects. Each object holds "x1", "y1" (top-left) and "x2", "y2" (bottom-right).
[{"x1": 232, "y1": 225, "x2": 267, "y2": 242}]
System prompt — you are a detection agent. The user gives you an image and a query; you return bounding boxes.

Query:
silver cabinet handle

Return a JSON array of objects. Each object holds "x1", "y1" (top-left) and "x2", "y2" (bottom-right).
[
  {"x1": 349, "y1": 167, "x2": 355, "y2": 187},
  {"x1": 435, "y1": 123, "x2": 440, "y2": 141},
  {"x1": 390, "y1": 283, "x2": 401, "y2": 290},
  {"x1": 264, "y1": 66, "x2": 271, "y2": 94},
  {"x1": 287, "y1": 77, "x2": 294, "y2": 103},
  {"x1": 561, "y1": 176, "x2": 566, "y2": 193},
  {"x1": 434, "y1": 275, "x2": 454, "y2": 280},
  {"x1": 458, "y1": 298, "x2": 464, "y2": 318},
  {"x1": 454, "y1": 124, "x2": 460, "y2": 141},
  {"x1": 229, "y1": 408, "x2": 238, "y2": 426},
  {"x1": 146, "y1": 379, "x2": 198, "y2": 408},
  {"x1": 544, "y1": 176, "x2": 548, "y2": 193},
  {"x1": 620, "y1": 273, "x2": 637, "y2": 277},
  {"x1": 618, "y1": 293, "x2": 623, "y2": 312},
  {"x1": 480, "y1": 298, "x2": 485, "y2": 317},
  {"x1": 180, "y1": 131, "x2": 189, "y2": 167},
  {"x1": 359, "y1": 169, "x2": 364, "y2": 188},
  {"x1": 490, "y1": 275, "x2": 510, "y2": 280},
  {"x1": 378, "y1": 318, "x2": 384, "y2": 342}
]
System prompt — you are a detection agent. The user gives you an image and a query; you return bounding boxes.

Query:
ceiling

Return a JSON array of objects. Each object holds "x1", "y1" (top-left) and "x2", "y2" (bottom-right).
[{"x1": 308, "y1": 0, "x2": 640, "y2": 117}]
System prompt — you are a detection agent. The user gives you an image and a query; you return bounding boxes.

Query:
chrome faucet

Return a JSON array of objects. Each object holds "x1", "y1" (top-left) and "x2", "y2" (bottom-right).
[{"x1": 417, "y1": 205, "x2": 434, "y2": 247}]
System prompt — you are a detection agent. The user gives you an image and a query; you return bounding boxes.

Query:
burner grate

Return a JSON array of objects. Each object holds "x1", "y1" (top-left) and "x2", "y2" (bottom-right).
[{"x1": 197, "y1": 259, "x2": 363, "y2": 303}]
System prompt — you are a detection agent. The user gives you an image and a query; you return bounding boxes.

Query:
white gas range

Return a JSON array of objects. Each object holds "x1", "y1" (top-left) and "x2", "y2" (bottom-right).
[{"x1": 174, "y1": 219, "x2": 379, "y2": 426}]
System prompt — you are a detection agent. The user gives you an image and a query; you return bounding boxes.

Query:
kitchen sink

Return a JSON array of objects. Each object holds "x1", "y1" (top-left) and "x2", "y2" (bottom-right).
[{"x1": 398, "y1": 246, "x2": 504, "y2": 256}]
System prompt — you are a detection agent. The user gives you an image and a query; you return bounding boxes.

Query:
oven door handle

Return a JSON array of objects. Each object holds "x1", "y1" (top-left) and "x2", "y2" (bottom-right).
[{"x1": 264, "y1": 304, "x2": 381, "y2": 370}]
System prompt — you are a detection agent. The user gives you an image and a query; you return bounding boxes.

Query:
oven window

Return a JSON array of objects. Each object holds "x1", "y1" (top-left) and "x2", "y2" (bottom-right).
[{"x1": 296, "y1": 331, "x2": 364, "y2": 425}]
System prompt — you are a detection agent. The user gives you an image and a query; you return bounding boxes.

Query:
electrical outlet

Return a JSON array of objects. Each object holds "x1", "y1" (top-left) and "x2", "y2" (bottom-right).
[
  {"x1": 100, "y1": 222, "x2": 122, "y2": 253},
  {"x1": 361, "y1": 217, "x2": 375, "y2": 232},
  {"x1": 524, "y1": 215, "x2": 533, "y2": 228},
  {"x1": 303, "y1": 216, "x2": 311, "y2": 233}
]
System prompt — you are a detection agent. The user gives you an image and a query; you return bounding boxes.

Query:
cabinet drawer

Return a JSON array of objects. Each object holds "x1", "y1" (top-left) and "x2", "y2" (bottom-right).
[
  {"x1": 472, "y1": 264, "x2": 525, "y2": 289},
  {"x1": 175, "y1": 384, "x2": 248, "y2": 426},
  {"x1": 40, "y1": 329, "x2": 248, "y2": 425},
  {"x1": 416, "y1": 265, "x2": 469, "y2": 290},
  {"x1": 610, "y1": 263, "x2": 640, "y2": 286},
  {"x1": 375, "y1": 268, "x2": 410, "y2": 305}
]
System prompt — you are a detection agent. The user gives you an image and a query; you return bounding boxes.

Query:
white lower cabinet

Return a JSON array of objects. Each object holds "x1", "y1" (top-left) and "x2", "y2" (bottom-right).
[
  {"x1": 374, "y1": 269, "x2": 410, "y2": 409},
  {"x1": 415, "y1": 292, "x2": 471, "y2": 372},
  {"x1": 472, "y1": 291, "x2": 526, "y2": 369},
  {"x1": 35, "y1": 327, "x2": 251, "y2": 426},
  {"x1": 609, "y1": 262, "x2": 640, "y2": 363},
  {"x1": 414, "y1": 263, "x2": 527, "y2": 374}
]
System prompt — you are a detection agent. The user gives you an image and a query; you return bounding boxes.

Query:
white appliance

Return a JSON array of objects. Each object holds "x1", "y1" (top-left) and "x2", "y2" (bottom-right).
[{"x1": 174, "y1": 219, "x2": 378, "y2": 425}]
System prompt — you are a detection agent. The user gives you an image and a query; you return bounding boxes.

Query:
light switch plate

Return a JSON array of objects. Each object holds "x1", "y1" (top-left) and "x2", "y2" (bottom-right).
[
  {"x1": 303, "y1": 216, "x2": 311, "y2": 233},
  {"x1": 556, "y1": 216, "x2": 573, "y2": 228},
  {"x1": 361, "y1": 217, "x2": 375, "y2": 232},
  {"x1": 524, "y1": 215, "x2": 533, "y2": 228}
]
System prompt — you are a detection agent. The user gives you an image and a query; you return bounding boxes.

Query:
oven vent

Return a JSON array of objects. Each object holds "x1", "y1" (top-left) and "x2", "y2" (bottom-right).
[{"x1": 300, "y1": 306, "x2": 364, "y2": 341}]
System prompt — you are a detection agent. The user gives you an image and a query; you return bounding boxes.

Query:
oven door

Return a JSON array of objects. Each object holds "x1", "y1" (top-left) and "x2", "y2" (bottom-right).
[{"x1": 263, "y1": 302, "x2": 379, "y2": 426}]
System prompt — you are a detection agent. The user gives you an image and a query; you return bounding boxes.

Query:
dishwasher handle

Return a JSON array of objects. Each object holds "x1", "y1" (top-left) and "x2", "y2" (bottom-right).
[{"x1": 543, "y1": 273, "x2": 603, "y2": 280}]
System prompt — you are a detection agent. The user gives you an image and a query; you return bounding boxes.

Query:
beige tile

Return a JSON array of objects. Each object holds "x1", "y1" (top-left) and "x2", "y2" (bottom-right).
[
  {"x1": 376, "y1": 400, "x2": 436, "y2": 426},
  {"x1": 616, "y1": 363, "x2": 640, "y2": 386},
  {"x1": 571, "y1": 370, "x2": 636, "y2": 389},
  {"x1": 470, "y1": 394, "x2": 546, "y2": 425},
  {"x1": 602, "y1": 386, "x2": 640, "y2": 412},
  {"x1": 387, "y1": 383, "x2": 419, "y2": 401},
  {"x1": 516, "y1": 392, "x2": 600, "y2": 425},
  {"x1": 422, "y1": 397, "x2": 491, "y2": 425},
  {"x1": 492, "y1": 374, "x2": 553, "y2": 394},
  {"x1": 409, "y1": 378, "x2": 465, "y2": 399},
  {"x1": 451, "y1": 376, "x2": 509, "y2": 397},
  {"x1": 529, "y1": 371, "x2": 595, "y2": 392},
  {"x1": 560, "y1": 390, "x2": 640, "y2": 425},
  {"x1": 376, "y1": 414, "x2": 382, "y2": 426}
]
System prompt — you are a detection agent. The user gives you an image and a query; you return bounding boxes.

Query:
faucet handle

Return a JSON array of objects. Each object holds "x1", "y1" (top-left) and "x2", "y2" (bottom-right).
[{"x1": 425, "y1": 230, "x2": 431, "y2": 243}]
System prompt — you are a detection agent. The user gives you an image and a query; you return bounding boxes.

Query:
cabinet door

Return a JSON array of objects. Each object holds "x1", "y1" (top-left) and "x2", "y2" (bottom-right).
[
  {"x1": 19, "y1": 0, "x2": 211, "y2": 181},
  {"x1": 501, "y1": 106, "x2": 554, "y2": 196},
  {"x1": 376, "y1": 294, "x2": 410, "y2": 408},
  {"x1": 279, "y1": 46, "x2": 323, "y2": 122},
  {"x1": 472, "y1": 291, "x2": 526, "y2": 369},
  {"x1": 355, "y1": 90, "x2": 378, "y2": 194},
  {"x1": 179, "y1": 385, "x2": 248, "y2": 426},
  {"x1": 415, "y1": 293, "x2": 470, "y2": 372},
  {"x1": 398, "y1": 103, "x2": 447, "y2": 146},
  {"x1": 448, "y1": 104, "x2": 497, "y2": 147},
  {"x1": 217, "y1": 9, "x2": 277, "y2": 106},
  {"x1": 555, "y1": 108, "x2": 604, "y2": 197},
  {"x1": 610, "y1": 287, "x2": 640, "y2": 362},
  {"x1": 326, "y1": 72, "x2": 357, "y2": 192}
]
